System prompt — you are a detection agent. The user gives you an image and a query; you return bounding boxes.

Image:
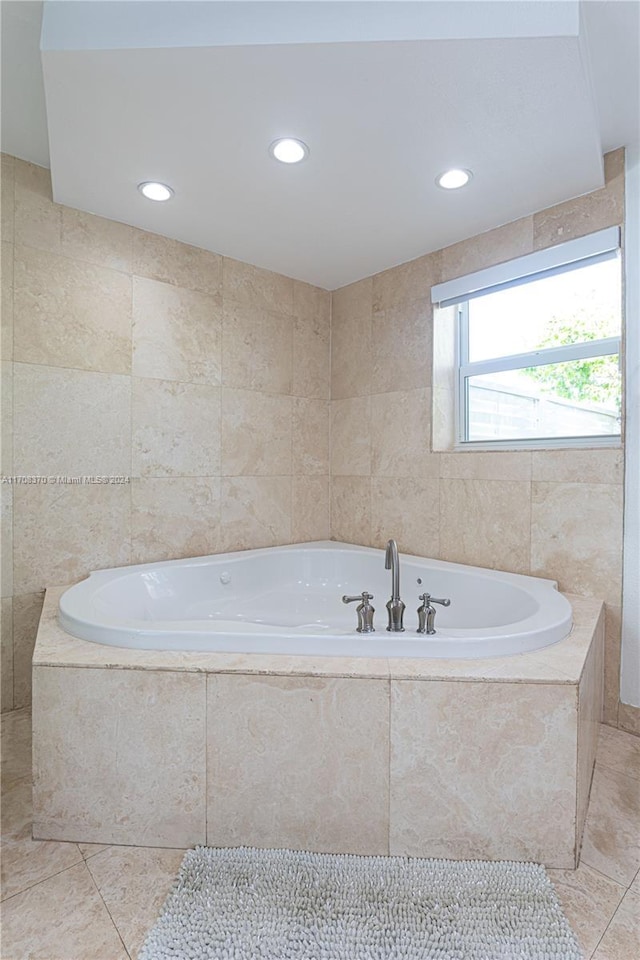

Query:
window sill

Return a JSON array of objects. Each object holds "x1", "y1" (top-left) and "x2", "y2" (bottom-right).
[{"x1": 452, "y1": 437, "x2": 622, "y2": 453}]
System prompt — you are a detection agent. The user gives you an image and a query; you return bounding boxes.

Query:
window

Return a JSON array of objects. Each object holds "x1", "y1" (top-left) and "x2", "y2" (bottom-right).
[{"x1": 431, "y1": 227, "x2": 622, "y2": 448}]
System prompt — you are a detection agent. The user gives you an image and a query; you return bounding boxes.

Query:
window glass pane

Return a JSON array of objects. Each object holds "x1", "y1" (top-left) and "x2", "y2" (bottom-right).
[
  {"x1": 466, "y1": 356, "x2": 621, "y2": 441},
  {"x1": 467, "y1": 256, "x2": 621, "y2": 363}
]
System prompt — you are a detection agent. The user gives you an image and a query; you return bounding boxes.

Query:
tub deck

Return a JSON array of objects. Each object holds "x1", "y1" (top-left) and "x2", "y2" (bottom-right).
[{"x1": 32, "y1": 585, "x2": 603, "y2": 869}]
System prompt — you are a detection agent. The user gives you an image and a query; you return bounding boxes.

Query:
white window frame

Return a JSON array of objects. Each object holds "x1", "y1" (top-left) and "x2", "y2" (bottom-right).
[{"x1": 431, "y1": 227, "x2": 622, "y2": 450}]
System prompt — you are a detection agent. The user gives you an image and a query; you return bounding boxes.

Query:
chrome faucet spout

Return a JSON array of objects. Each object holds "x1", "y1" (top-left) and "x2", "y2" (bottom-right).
[
  {"x1": 385, "y1": 539, "x2": 400, "y2": 601},
  {"x1": 384, "y1": 539, "x2": 405, "y2": 632}
]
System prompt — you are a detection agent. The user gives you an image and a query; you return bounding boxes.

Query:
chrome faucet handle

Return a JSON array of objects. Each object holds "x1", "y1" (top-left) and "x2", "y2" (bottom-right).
[
  {"x1": 417, "y1": 593, "x2": 451, "y2": 635},
  {"x1": 418, "y1": 592, "x2": 451, "y2": 607},
  {"x1": 342, "y1": 592, "x2": 375, "y2": 634}
]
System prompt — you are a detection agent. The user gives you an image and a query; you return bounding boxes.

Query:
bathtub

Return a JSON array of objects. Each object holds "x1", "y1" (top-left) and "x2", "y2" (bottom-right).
[{"x1": 58, "y1": 541, "x2": 572, "y2": 658}]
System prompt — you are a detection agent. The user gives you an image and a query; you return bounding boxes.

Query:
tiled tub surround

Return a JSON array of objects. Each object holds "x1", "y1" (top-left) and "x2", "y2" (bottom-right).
[
  {"x1": 1, "y1": 148, "x2": 632, "y2": 733},
  {"x1": 33, "y1": 586, "x2": 603, "y2": 868}
]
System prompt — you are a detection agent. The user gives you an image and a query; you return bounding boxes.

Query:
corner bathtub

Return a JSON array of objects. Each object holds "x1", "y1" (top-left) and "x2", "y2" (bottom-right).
[{"x1": 58, "y1": 541, "x2": 572, "y2": 659}]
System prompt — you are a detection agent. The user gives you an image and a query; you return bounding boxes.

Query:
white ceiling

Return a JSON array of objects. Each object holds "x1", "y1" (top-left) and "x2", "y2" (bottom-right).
[{"x1": 2, "y1": 1, "x2": 639, "y2": 290}]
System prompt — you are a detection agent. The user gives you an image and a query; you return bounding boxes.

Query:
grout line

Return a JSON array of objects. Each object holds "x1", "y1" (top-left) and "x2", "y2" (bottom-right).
[
  {"x1": 587, "y1": 883, "x2": 631, "y2": 960},
  {"x1": 205, "y1": 673, "x2": 209, "y2": 845},
  {"x1": 85, "y1": 856, "x2": 133, "y2": 960},
  {"x1": 0, "y1": 853, "x2": 85, "y2": 905},
  {"x1": 579, "y1": 859, "x2": 632, "y2": 891},
  {"x1": 386, "y1": 675, "x2": 392, "y2": 857}
]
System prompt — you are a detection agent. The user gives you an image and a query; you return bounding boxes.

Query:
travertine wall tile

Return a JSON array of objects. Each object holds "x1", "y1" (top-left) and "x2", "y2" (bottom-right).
[
  {"x1": 330, "y1": 149, "x2": 627, "y2": 723},
  {"x1": 439, "y1": 478, "x2": 532, "y2": 574},
  {"x1": 5, "y1": 158, "x2": 332, "y2": 714},
  {"x1": 292, "y1": 398, "x2": 330, "y2": 476},
  {"x1": 2, "y1": 153, "x2": 630, "y2": 729},
  {"x1": 1, "y1": 482, "x2": 12, "y2": 598},
  {"x1": 223, "y1": 256, "x2": 293, "y2": 314},
  {"x1": 604, "y1": 605, "x2": 622, "y2": 728},
  {"x1": 207, "y1": 674, "x2": 389, "y2": 853},
  {"x1": 292, "y1": 476, "x2": 330, "y2": 542},
  {"x1": 33, "y1": 666, "x2": 207, "y2": 847},
  {"x1": 61, "y1": 208, "x2": 133, "y2": 272},
  {"x1": 12, "y1": 591, "x2": 44, "y2": 708},
  {"x1": 440, "y1": 216, "x2": 534, "y2": 281},
  {"x1": 13, "y1": 364, "x2": 131, "y2": 477},
  {"x1": 372, "y1": 251, "x2": 441, "y2": 311},
  {"x1": 131, "y1": 477, "x2": 221, "y2": 564},
  {"x1": 132, "y1": 378, "x2": 221, "y2": 477},
  {"x1": 1, "y1": 153, "x2": 15, "y2": 246},
  {"x1": 133, "y1": 229, "x2": 222, "y2": 295},
  {"x1": 1, "y1": 241, "x2": 14, "y2": 360},
  {"x1": 292, "y1": 281, "x2": 331, "y2": 399},
  {"x1": 13, "y1": 484, "x2": 131, "y2": 595},
  {"x1": 222, "y1": 300, "x2": 292, "y2": 394},
  {"x1": 221, "y1": 388, "x2": 292, "y2": 476},
  {"x1": 371, "y1": 477, "x2": 440, "y2": 558},
  {"x1": 14, "y1": 245, "x2": 132, "y2": 374},
  {"x1": 1, "y1": 358, "x2": 12, "y2": 474},
  {"x1": 331, "y1": 309, "x2": 372, "y2": 400},
  {"x1": 330, "y1": 476, "x2": 371, "y2": 546},
  {"x1": 1, "y1": 596, "x2": 13, "y2": 712},
  {"x1": 133, "y1": 277, "x2": 222, "y2": 384},
  {"x1": 531, "y1": 448, "x2": 623, "y2": 484},
  {"x1": 372, "y1": 298, "x2": 432, "y2": 392},
  {"x1": 219, "y1": 477, "x2": 292, "y2": 552},
  {"x1": 533, "y1": 148, "x2": 624, "y2": 250},
  {"x1": 331, "y1": 276, "x2": 372, "y2": 325},
  {"x1": 617, "y1": 702, "x2": 640, "y2": 737},
  {"x1": 331, "y1": 278, "x2": 372, "y2": 400},
  {"x1": 330, "y1": 396, "x2": 371, "y2": 476},
  {"x1": 14, "y1": 159, "x2": 61, "y2": 254},
  {"x1": 531, "y1": 482, "x2": 623, "y2": 599},
  {"x1": 370, "y1": 389, "x2": 437, "y2": 479},
  {"x1": 440, "y1": 451, "x2": 532, "y2": 481}
]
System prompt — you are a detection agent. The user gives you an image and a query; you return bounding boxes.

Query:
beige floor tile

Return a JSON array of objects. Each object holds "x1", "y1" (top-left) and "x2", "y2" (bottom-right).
[
  {"x1": 87, "y1": 845, "x2": 185, "y2": 958},
  {"x1": 1, "y1": 835, "x2": 85, "y2": 901},
  {"x1": 0, "y1": 861, "x2": 129, "y2": 960},
  {"x1": 548, "y1": 862, "x2": 626, "y2": 958},
  {"x1": 581, "y1": 762, "x2": 640, "y2": 886},
  {"x1": 0, "y1": 702, "x2": 633, "y2": 957},
  {"x1": 2, "y1": 758, "x2": 86, "y2": 901},
  {"x1": 78, "y1": 842, "x2": 111, "y2": 859},
  {"x1": 592, "y1": 878, "x2": 640, "y2": 960},
  {"x1": 597, "y1": 724, "x2": 640, "y2": 781}
]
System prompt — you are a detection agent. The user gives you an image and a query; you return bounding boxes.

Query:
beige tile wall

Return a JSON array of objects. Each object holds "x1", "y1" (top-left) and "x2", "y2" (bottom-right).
[
  {"x1": 0, "y1": 157, "x2": 331, "y2": 711},
  {"x1": 0, "y1": 149, "x2": 632, "y2": 731},
  {"x1": 329, "y1": 148, "x2": 628, "y2": 728}
]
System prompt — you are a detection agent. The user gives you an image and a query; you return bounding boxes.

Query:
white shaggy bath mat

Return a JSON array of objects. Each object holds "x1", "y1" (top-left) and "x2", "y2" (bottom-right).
[{"x1": 138, "y1": 846, "x2": 582, "y2": 960}]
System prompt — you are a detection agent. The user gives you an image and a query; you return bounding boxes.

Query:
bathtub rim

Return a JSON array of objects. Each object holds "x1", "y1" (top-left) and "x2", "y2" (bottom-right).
[
  {"x1": 36, "y1": 581, "x2": 605, "y2": 687},
  {"x1": 57, "y1": 540, "x2": 571, "y2": 653}
]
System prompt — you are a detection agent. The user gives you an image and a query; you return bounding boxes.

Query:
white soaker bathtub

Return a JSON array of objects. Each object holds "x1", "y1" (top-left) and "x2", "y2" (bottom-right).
[{"x1": 58, "y1": 541, "x2": 572, "y2": 659}]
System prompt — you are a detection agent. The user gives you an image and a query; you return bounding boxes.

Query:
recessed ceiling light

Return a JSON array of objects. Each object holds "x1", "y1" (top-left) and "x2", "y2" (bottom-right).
[
  {"x1": 269, "y1": 138, "x2": 309, "y2": 164},
  {"x1": 436, "y1": 169, "x2": 473, "y2": 190},
  {"x1": 138, "y1": 181, "x2": 174, "y2": 201}
]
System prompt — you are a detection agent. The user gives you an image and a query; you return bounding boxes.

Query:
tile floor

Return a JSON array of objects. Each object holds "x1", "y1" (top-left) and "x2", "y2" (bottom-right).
[{"x1": 1, "y1": 707, "x2": 638, "y2": 960}]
